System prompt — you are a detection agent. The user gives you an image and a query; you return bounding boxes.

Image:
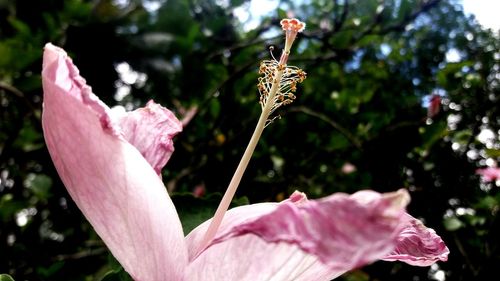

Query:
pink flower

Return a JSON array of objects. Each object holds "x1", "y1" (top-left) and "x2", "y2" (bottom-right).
[
  {"x1": 476, "y1": 167, "x2": 500, "y2": 182},
  {"x1": 427, "y1": 94, "x2": 441, "y2": 118},
  {"x1": 193, "y1": 184, "x2": 206, "y2": 198},
  {"x1": 42, "y1": 43, "x2": 449, "y2": 281}
]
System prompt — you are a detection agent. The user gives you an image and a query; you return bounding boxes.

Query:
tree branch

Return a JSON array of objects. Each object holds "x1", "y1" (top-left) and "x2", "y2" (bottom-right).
[
  {"x1": 288, "y1": 105, "x2": 362, "y2": 150},
  {"x1": 0, "y1": 82, "x2": 39, "y2": 116}
]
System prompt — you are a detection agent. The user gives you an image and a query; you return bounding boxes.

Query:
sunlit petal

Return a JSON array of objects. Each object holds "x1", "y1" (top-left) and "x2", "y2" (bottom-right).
[{"x1": 41, "y1": 43, "x2": 188, "y2": 280}]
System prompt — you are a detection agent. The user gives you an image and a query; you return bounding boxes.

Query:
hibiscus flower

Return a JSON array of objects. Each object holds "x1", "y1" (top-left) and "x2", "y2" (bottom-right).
[{"x1": 41, "y1": 18, "x2": 448, "y2": 281}]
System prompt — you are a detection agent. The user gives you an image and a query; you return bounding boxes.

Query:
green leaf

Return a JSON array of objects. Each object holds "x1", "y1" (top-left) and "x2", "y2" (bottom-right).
[
  {"x1": 230, "y1": 0, "x2": 245, "y2": 7},
  {"x1": 357, "y1": 35, "x2": 380, "y2": 47},
  {"x1": 16, "y1": 74, "x2": 42, "y2": 92},
  {"x1": 467, "y1": 215, "x2": 486, "y2": 227},
  {"x1": 444, "y1": 217, "x2": 463, "y2": 231},
  {"x1": 13, "y1": 121, "x2": 44, "y2": 152},
  {"x1": 29, "y1": 174, "x2": 53, "y2": 199},
  {"x1": 330, "y1": 30, "x2": 354, "y2": 49},
  {"x1": 327, "y1": 133, "x2": 351, "y2": 151},
  {"x1": 420, "y1": 120, "x2": 448, "y2": 150},
  {"x1": 8, "y1": 18, "x2": 31, "y2": 37},
  {"x1": 436, "y1": 61, "x2": 473, "y2": 87},
  {"x1": 209, "y1": 99, "x2": 221, "y2": 117},
  {"x1": 64, "y1": 0, "x2": 93, "y2": 20},
  {"x1": 0, "y1": 274, "x2": 15, "y2": 281},
  {"x1": 100, "y1": 268, "x2": 133, "y2": 281},
  {"x1": 475, "y1": 196, "x2": 498, "y2": 210},
  {"x1": 0, "y1": 194, "x2": 27, "y2": 223},
  {"x1": 452, "y1": 129, "x2": 473, "y2": 144},
  {"x1": 276, "y1": 8, "x2": 287, "y2": 19},
  {"x1": 342, "y1": 270, "x2": 370, "y2": 281},
  {"x1": 36, "y1": 261, "x2": 64, "y2": 278},
  {"x1": 397, "y1": 0, "x2": 412, "y2": 21},
  {"x1": 485, "y1": 148, "x2": 500, "y2": 158}
]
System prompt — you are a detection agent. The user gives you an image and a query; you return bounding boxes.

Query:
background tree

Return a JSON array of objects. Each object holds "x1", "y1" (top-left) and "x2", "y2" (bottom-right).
[{"x1": 0, "y1": 0, "x2": 498, "y2": 280}]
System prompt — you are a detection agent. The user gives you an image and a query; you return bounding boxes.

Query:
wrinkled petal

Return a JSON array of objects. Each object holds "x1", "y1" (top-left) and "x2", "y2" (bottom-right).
[
  {"x1": 185, "y1": 203, "x2": 338, "y2": 281},
  {"x1": 382, "y1": 213, "x2": 449, "y2": 266},
  {"x1": 42, "y1": 43, "x2": 187, "y2": 280},
  {"x1": 113, "y1": 100, "x2": 182, "y2": 174},
  {"x1": 185, "y1": 191, "x2": 308, "y2": 260},
  {"x1": 185, "y1": 189, "x2": 411, "y2": 281}
]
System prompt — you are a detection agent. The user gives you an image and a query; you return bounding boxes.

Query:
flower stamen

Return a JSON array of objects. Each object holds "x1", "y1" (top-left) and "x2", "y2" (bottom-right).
[
  {"x1": 196, "y1": 18, "x2": 307, "y2": 257},
  {"x1": 257, "y1": 60, "x2": 307, "y2": 126}
]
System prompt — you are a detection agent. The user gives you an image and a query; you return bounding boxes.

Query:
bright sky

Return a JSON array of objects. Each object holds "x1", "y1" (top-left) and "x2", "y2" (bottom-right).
[
  {"x1": 235, "y1": 0, "x2": 500, "y2": 31},
  {"x1": 460, "y1": 0, "x2": 499, "y2": 30}
]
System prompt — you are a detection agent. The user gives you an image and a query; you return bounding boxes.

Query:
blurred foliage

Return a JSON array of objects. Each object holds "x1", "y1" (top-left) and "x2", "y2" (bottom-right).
[
  {"x1": 0, "y1": 0, "x2": 499, "y2": 280},
  {"x1": 0, "y1": 275, "x2": 15, "y2": 281}
]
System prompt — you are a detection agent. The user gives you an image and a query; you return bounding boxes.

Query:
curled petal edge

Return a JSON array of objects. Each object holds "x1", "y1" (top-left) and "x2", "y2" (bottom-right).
[{"x1": 382, "y1": 213, "x2": 450, "y2": 266}]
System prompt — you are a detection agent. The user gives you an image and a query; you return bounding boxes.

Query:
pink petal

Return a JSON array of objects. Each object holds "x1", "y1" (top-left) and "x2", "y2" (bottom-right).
[
  {"x1": 185, "y1": 189, "x2": 411, "y2": 280},
  {"x1": 186, "y1": 202, "x2": 278, "y2": 260},
  {"x1": 382, "y1": 213, "x2": 449, "y2": 266},
  {"x1": 42, "y1": 43, "x2": 187, "y2": 280},
  {"x1": 187, "y1": 234, "x2": 341, "y2": 281},
  {"x1": 427, "y1": 94, "x2": 441, "y2": 118},
  {"x1": 113, "y1": 100, "x2": 182, "y2": 174},
  {"x1": 186, "y1": 203, "x2": 338, "y2": 280},
  {"x1": 476, "y1": 167, "x2": 500, "y2": 182}
]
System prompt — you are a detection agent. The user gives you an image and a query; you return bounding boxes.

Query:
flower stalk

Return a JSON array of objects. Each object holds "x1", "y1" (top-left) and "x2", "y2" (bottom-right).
[{"x1": 196, "y1": 18, "x2": 307, "y2": 256}]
